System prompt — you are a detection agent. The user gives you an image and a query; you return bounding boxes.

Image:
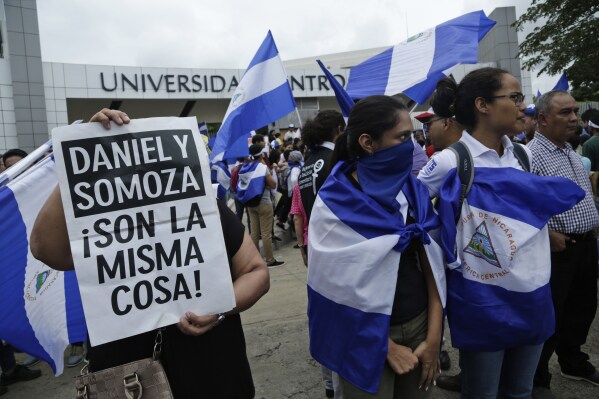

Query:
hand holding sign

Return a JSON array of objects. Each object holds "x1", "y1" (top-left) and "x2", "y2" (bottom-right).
[
  {"x1": 177, "y1": 311, "x2": 221, "y2": 336},
  {"x1": 89, "y1": 108, "x2": 131, "y2": 129}
]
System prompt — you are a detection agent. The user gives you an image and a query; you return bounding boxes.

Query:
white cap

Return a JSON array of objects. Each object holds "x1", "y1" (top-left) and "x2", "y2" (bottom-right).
[{"x1": 589, "y1": 120, "x2": 599, "y2": 129}]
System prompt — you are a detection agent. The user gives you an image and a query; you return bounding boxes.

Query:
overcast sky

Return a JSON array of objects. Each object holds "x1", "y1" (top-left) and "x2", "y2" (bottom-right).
[{"x1": 36, "y1": 0, "x2": 557, "y2": 93}]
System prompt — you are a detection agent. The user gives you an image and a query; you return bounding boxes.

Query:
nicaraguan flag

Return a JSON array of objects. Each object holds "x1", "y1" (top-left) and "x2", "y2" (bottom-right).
[
  {"x1": 316, "y1": 60, "x2": 353, "y2": 118},
  {"x1": 552, "y1": 73, "x2": 569, "y2": 91},
  {"x1": 236, "y1": 162, "x2": 267, "y2": 204},
  {"x1": 211, "y1": 161, "x2": 231, "y2": 190},
  {"x1": 198, "y1": 121, "x2": 209, "y2": 136},
  {"x1": 0, "y1": 155, "x2": 86, "y2": 375},
  {"x1": 346, "y1": 10, "x2": 496, "y2": 104},
  {"x1": 211, "y1": 161, "x2": 231, "y2": 200},
  {"x1": 211, "y1": 31, "x2": 296, "y2": 162},
  {"x1": 307, "y1": 161, "x2": 447, "y2": 393},
  {"x1": 437, "y1": 167, "x2": 584, "y2": 351}
]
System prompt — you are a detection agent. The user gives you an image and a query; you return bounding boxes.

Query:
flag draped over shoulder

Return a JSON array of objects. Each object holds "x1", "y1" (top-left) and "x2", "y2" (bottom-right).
[
  {"x1": 236, "y1": 162, "x2": 267, "y2": 203},
  {"x1": 346, "y1": 10, "x2": 496, "y2": 103},
  {"x1": 0, "y1": 155, "x2": 86, "y2": 375},
  {"x1": 437, "y1": 167, "x2": 584, "y2": 351},
  {"x1": 307, "y1": 161, "x2": 447, "y2": 394},
  {"x1": 210, "y1": 31, "x2": 296, "y2": 162}
]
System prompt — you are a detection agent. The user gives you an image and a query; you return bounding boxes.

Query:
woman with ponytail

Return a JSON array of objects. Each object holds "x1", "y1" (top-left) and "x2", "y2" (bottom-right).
[{"x1": 418, "y1": 68, "x2": 584, "y2": 398}]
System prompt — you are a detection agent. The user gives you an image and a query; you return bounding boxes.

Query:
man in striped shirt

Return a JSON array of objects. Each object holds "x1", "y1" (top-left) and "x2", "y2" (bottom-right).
[{"x1": 529, "y1": 90, "x2": 599, "y2": 397}]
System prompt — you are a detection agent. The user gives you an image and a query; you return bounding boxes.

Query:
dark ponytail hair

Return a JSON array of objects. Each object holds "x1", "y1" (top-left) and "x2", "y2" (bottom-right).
[
  {"x1": 331, "y1": 95, "x2": 407, "y2": 166},
  {"x1": 431, "y1": 67, "x2": 508, "y2": 129},
  {"x1": 302, "y1": 110, "x2": 345, "y2": 149}
]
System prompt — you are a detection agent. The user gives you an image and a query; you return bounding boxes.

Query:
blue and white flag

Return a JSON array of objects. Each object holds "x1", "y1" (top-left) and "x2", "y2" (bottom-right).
[
  {"x1": 552, "y1": 73, "x2": 569, "y2": 91},
  {"x1": 211, "y1": 161, "x2": 231, "y2": 190},
  {"x1": 437, "y1": 167, "x2": 584, "y2": 351},
  {"x1": 198, "y1": 121, "x2": 209, "y2": 136},
  {"x1": 316, "y1": 60, "x2": 353, "y2": 119},
  {"x1": 0, "y1": 155, "x2": 86, "y2": 375},
  {"x1": 307, "y1": 161, "x2": 447, "y2": 393},
  {"x1": 211, "y1": 31, "x2": 296, "y2": 162},
  {"x1": 346, "y1": 10, "x2": 496, "y2": 104},
  {"x1": 211, "y1": 161, "x2": 231, "y2": 200},
  {"x1": 236, "y1": 161, "x2": 268, "y2": 204}
]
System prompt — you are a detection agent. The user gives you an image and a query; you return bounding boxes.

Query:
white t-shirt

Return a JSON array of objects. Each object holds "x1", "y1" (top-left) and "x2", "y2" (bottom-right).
[{"x1": 417, "y1": 131, "x2": 532, "y2": 198}]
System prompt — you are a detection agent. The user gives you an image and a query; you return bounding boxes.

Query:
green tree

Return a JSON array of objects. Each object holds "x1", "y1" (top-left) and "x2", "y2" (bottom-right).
[{"x1": 514, "y1": 0, "x2": 599, "y2": 101}]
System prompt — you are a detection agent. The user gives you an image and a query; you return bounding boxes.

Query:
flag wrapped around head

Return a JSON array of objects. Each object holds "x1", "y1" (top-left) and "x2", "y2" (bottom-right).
[
  {"x1": 307, "y1": 161, "x2": 447, "y2": 393},
  {"x1": 236, "y1": 162, "x2": 268, "y2": 204},
  {"x1": 346, "y1": 10, "x2": 496, "y2": 104},
  {"x1": 210, "y1": 31, "x2": 296, "y2": 162},
  {"x1": 0, "y1": 154, "x2": 86, "y2": 375},
  {"x1": 437, "y1": 166, "x2": 584, "y2": 351}
]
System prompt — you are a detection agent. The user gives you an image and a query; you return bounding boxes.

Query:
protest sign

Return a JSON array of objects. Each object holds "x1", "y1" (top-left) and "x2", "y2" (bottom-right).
[{"x1": 52, "y1": 117, "x2": 235, "y2": 346}]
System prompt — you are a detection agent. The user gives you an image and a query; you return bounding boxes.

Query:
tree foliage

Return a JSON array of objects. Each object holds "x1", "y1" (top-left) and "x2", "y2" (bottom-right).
[{"x1": 514, "y1": 0, "x2": 599, "y2": 101}]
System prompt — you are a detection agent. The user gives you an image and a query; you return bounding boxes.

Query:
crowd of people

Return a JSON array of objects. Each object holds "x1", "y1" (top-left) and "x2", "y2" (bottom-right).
[{"x1": 1, "y1": 66, "x2": 599, "y2": 399}]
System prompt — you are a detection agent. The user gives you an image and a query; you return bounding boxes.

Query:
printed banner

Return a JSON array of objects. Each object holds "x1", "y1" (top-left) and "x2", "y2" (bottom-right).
[{"x1": 52, "y1": 117, "x2": 235, "y2": 346}]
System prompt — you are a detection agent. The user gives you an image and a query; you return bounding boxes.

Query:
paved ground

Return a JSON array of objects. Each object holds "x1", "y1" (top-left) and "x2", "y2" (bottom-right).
[{"x1": 5, "y1": 223, "x2": 599, "y2": 398}]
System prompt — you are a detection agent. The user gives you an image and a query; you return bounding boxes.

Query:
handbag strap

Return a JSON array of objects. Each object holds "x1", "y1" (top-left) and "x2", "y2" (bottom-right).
[{"x1": 153, "y1": 328, "x2": 164, "y2": 361}]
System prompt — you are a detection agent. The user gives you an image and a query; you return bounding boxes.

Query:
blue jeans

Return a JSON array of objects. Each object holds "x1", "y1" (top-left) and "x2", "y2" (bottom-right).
[{"x1": 460, "y1": 344, "x2": 543, "y2": 399}]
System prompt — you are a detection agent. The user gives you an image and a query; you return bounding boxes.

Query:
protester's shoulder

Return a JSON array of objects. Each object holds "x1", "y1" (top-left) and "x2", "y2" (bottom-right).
[
  {"x1": 584, "y1": 136, "x2": 599, "y2": 150},
  {"x1": 417, "y1": 149, "x2": 458, "y2": 197},
  {"x1": 417, "y1": 149, "x2": 458, "y2": 180}
]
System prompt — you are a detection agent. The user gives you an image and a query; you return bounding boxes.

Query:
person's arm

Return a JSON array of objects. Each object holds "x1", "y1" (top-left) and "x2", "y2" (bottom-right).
[
  {"x1": 177, "y1": 232, "x2": 270, "y2": 335},
  {"x1": 413, "y1": 244, "x2": 443, "y2": 391},
  {"x1": 417, "y1": 150, "x2": 456, "y2": 198},
  {"x1": 549, "y1": 230, "x2": 572, "y2": 252},
  {"x1": 30, "y1": 109, "x2": 130, "y2": 270},
  {"x1": 265, "y1": 172, "x2": 277, "y2": 189},
  {"x1": 30, "y1": 187, "x2": 73, "y2": 270}
]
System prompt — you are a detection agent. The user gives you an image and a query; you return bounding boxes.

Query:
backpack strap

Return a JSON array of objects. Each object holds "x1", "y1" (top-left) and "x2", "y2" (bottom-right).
[
  {"x1": 448, "y1": 141, "x2": 474, "y2": 224},
  {"x1": 512, "y1": 143, "x2": 530, "y2": 172}
]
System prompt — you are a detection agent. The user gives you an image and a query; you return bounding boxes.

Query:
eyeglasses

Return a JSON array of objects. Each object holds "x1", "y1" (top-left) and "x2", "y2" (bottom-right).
[
  {"x1": 422, "y1": 117, "x2": 445, "y2": 132},
  {"x1": 488, "y1": 93, "x2": 525, "y2": 106}
]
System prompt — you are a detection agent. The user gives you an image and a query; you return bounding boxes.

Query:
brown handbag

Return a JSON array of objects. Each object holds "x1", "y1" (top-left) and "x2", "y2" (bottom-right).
[{"x1": 75, "y1": 330, "x2": 173, "y2": 399}]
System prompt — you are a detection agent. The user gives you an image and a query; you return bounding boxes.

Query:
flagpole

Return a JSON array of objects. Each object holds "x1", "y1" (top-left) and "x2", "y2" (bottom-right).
[
  {"x1": 409, "y1": 103, "x2": 418, "y2": 114},
  {"x1": 0, "y1": 139, "x2": 52, "y2": 187},
  {"x1": 294, "y1": 107, "x2": 303, "y2": 129}
]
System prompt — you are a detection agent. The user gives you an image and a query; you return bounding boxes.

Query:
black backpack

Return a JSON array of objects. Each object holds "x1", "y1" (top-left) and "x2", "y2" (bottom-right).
[{"x1": 448, "y1": 141, "x2": 530, "y2": 224}]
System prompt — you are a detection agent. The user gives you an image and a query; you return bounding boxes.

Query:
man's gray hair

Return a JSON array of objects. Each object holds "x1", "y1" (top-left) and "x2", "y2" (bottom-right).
[{"x1": 536, "y1": 90, "x2": 571, "y2": 116}]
